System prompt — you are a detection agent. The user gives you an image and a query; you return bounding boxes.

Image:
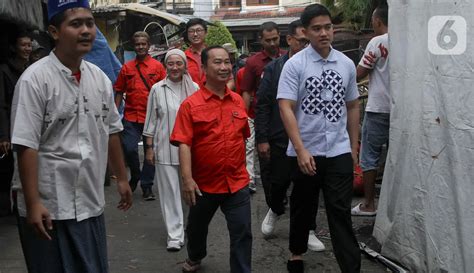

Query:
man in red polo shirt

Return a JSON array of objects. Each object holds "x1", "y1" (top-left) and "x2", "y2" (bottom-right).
[
  {"x1": 171, "y1": 46, "x2": 252, "y2": 273},
  {"x1": 184, "y1": 18, "x2": 207, "y2": 86},
  {"x1": 241, "y1": 22, "x2": 286, "y2": 194},
  {"x1": 114, "y1": 31, "x2": 166, "y2": 200}
]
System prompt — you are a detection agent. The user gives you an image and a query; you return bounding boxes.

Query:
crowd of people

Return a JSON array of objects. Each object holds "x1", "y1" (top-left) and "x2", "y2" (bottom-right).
[{"x1": 0, "y1": 0, "x2": 390, "y2": 272}]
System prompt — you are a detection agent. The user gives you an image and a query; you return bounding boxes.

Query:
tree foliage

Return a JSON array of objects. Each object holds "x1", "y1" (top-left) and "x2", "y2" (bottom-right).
[
  {"x1": 321, "y1": 0, "x2": 343, "y2": 24},
  {"x1": 205, "y1": 21, "x2": 237, "y2": 49},
  {"x1": 324, "y1": 0, "x2": 386, "y2": 30},
  {"x1": 340, "y1": 0, "x2": 372, "y2": 29}
]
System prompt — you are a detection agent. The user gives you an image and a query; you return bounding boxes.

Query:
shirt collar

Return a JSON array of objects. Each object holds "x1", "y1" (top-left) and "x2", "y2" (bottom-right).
[
  {"x1": 201, "y1": 85, "x2": 233, "y2": 101},
  {"x1": 187, "y1": 45, "x2": 206, "y2": 55},
  {"x1": 135, "y1": 55, "x2": 151, "y2": 66},
  {"x1": 308, "y1": 46, "x2": 337, "y2": 63},
  {"x1": 162, "y1": 77, "x2": 181, "y2": 87},
  {"x1": 49, "y1": 50, "x2": 85, "y2": 76},
  {"x1": 261, "y1": 48, "x2": 285, "y2": 61}
]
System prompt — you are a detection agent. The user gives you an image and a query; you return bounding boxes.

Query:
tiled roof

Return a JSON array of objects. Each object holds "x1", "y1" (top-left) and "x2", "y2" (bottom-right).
[{"x1": 211, "y1": 6, "x2": 305, "y2": 20}]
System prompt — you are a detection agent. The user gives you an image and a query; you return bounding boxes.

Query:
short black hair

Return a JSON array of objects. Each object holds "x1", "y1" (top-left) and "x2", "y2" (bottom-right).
[
  {"x1": 201, "y1": 45, "x2": 229, "y2": 67},
  {"x1": 288, "y1": 19, "x2": 303, "y2": 36},
  {"x1": 184, "y1": 18, "x2": 207, "y2": 43},
  {"x1": 258, "y1": 21, "x2": 279, "y2": 37},
  {"x1": 373, "y1": 5, "x2": 388, "y2": 26},
  {"x1": 300, "y1": 4, "x2": 332, "y2": 28},
  {"x1": 15, "y1": 30, "x2": 31, "y2": 42},
  {"x1": 9, "y1": 30, "x2": 31, "y2": 54}
]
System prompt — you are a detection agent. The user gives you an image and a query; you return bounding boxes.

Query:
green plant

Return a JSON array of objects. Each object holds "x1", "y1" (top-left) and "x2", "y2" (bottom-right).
[
  {"x1": 322, "y1": 0, "x2": 340, "y2": 15},
  {"x1": 321, "y1": 0, "x2": 343, "y2": 24},
  {"x1": 335, "y1": 0, "x2": 387, "y2": 30},
  {"x1": 340, "y1": 0, "x2": 371, "y2": 29},
  {"x1": 205, "y1": 21, "x2": 237, "y2": 49}
]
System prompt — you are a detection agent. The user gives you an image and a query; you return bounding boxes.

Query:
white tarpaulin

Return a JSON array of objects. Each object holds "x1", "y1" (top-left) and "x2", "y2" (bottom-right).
[{"x1": 373, "y1": 1, "x2": 474, "y2": 272}]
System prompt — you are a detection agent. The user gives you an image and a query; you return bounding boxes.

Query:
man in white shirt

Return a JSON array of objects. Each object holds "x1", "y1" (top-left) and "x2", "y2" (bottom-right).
[
  {"x1": 351, "y1": 5, "x2": 389, "y2": 216},
  {"x1": 278, "y1": 4, "x2": 361, "y2": 273},
  {"x1": 10, "y1": 1, "x2": 132, "y2": 272}
]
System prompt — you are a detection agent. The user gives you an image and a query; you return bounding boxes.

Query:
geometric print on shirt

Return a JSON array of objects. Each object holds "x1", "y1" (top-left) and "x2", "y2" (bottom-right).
[{"x1": 302, "y1": 69, "x2": 345, "y2": 122}]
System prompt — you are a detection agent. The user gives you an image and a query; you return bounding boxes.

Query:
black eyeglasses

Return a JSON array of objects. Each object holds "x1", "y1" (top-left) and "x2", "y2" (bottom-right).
[{"x1": 187, "y1": 28, "x2": 205, "y2": 35}]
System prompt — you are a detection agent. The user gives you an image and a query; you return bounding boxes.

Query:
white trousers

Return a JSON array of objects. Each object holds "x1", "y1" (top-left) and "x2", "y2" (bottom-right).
[
  {"x1": 155, "y1": 164, "x2": 184, "y2": 246},
  {"x1": 245, "y1": 118, "x2": 256, "y2": 183}
]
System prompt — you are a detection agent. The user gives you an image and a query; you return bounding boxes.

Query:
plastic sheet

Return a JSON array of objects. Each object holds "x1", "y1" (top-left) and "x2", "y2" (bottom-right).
[{"x1": 373, "y1": 1, "x2": 474, "y2": 272}]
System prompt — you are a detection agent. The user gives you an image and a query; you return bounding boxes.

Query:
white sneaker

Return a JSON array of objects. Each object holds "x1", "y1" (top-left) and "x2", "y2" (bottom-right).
[
  {"x1": 249, "y1": 182, "x2": 257, "y2": 193},
  {"x1": 307, "y1": 230, "x2": 325, "y2": 252},
  {"x1": 166, "y1": 241, "x2": 182, "y2": 252},
  {"x1": 261, "y1": 209, "x2": 280, "y2": 236}
]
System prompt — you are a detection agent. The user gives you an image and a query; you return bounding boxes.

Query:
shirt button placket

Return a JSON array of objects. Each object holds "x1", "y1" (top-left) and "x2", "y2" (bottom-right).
[
  {"x1": 75, "y1": 82, "x2": 86, "y2": 217},
  {"x1": 221, "y1": 101, "x2": 231, "y2": 191}
]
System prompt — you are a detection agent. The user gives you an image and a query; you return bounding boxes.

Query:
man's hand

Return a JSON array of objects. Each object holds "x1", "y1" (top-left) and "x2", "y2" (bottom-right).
[
  {"x1": 182, "y1": 178, "x2": 202, "y2": 206},
  {"x1": 0, "y1": 141, "x2": 11, "y2": 155},
  {"x1": 296, "y1": 148, "x2": 316, "y2": 176},
  {"x1": 116, "y1": 180, "x2": 132, "y2": 211},
  {"x1": 257, "y1": 142, "x2": 271, "y2": 161},
  {"x1": 26, "y1": 202, "x2": 53, "y2": 240},
  {"x1": 145, "y1": 148, "x2": 155, "y2": 165}
]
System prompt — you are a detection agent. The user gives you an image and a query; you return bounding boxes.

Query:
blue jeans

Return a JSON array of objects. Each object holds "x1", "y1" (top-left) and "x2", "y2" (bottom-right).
[
  {"x1": 121, "y1": 120, "x2": 154, "y2": 190},
  {"x1": 186, "y1": 187, "x2": 252, "y2": 273},
  {"x1": 360, "y1": 112, "x2": 390, "y2": 172}
]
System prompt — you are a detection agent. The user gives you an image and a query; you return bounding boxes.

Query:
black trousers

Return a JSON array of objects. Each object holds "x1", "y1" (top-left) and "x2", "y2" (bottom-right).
[
  {"x1": 186, "y1": 187, "x2": 252, "y2": 273},
  {"x1": 259, "y1": 154, "x2": 271, "y2": 207},
  {"x1": 289, "y1": 153, "x2": 361, "y2": 273},
  {"x1": 0, "y1": 152, "x2": 14, "y2": 215},
  {"x1": 262, "y1": 143, "x2": 317, "y2": 229},
  {"x1": 267, "y1": 143, "x2": 291, "y2": 215},
  {"x1": 0, "y1": 152, "x2": 14, "y2": 192}
]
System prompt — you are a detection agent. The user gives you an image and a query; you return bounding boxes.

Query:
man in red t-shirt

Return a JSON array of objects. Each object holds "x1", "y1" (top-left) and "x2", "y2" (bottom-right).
[
  {"x1": 114, "y1": 31, "x2": 166, "y2": 200},
  {"x1": 171, "y1": 46, "x2": 252, "y2": 273},
  {"x1": 240, "y1": 22, "x2": 286, "y2": 194},
  {"x1": 184, "y1": 18, "x2": 207, "y2": 86}
]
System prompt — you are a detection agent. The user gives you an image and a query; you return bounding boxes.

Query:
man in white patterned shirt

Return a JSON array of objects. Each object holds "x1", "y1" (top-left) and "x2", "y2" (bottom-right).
[
  {"x1": 278, "y1": 4, "x2": 361, "y2": 272},
  {"x1": 10, "y1": 1, "x2": 132, "y2": 272}
]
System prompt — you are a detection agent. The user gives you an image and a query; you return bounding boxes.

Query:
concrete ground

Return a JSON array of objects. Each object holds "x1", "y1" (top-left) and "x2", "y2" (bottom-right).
[{"x1": 0, "y1": 180, "x2": 386, "y2": 273}]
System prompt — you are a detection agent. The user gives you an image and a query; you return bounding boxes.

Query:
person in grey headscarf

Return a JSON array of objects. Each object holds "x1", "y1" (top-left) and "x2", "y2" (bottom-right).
[{"x1": 143, "y1": 48, "x2": 198, "y2": 251}]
